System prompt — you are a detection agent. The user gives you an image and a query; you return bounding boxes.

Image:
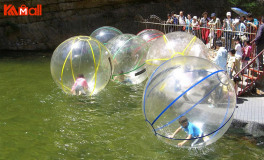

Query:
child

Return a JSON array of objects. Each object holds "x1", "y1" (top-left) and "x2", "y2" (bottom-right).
[
  {"x1": 71, "y1": 74, "x2": 88, "y2": 95},
  {"x1": 169, "y1": 116, "x2": 203, "y2": 147},
  {"x1": 235, "y1": 37, "x2": 243, "y2": 72},
  {"x1": 242, "y1": 40, "x2": 252, "y2": 74},
  {"x1": 227, "y1": 49, "x2": 238, "y2": 79}
]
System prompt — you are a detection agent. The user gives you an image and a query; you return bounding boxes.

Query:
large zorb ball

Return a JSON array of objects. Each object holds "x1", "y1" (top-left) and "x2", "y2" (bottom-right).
[
  {"x1": 50, "y1": 36, "x2": 113, "y2": 96},
  {"x1": 90, "y1": 26, "x2": 122, "y2": 45},
  {"x1": 106, "y1": 34, "x2": 149, "y2": 84},
  {"x1": 143, "y1": 56, "x2": 236, "y2": 148},
  {"x1": 137, "y1": 29, "x2": 164, "y2": 43},
  {"x1": 146, "y1": 31, "x2": 210, "y2": 76}
]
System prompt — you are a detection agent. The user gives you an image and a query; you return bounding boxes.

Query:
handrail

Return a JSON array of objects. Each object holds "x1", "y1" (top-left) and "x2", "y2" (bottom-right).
[
  {"x1": 234, "y1": 49, "x2": 264, "y2": 96},
  {"x1": 233, "y1": 49, "x2": 264, "y2": 78},
  {"x1": 137, "y1": 21, "x2": 257, "y2": 35}
]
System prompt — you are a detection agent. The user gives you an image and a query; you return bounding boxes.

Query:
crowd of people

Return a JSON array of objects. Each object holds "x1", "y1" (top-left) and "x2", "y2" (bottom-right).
[{"x1": 166, "y1": 11, "x2": 264, "y2": 80}]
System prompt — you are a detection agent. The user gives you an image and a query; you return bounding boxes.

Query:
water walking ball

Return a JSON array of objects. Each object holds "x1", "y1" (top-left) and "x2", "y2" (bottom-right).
[
  {"x1": 106, "y1": 34, "x2": 149, "y2": 84},
  {"x1": 90, "y1": 26, "x2": 122, "y2": 45},
  {"x1": 146, "y1": 31, "x2": 210, "y2": 77},
  {"x1": 50, "y1": 36, "x2": 113, "y2": 96},
  {"x1": 143, "y1": 56, "x2": 236, "y2": 148},
  {"x1": 137, "y1": 29, "x2": 164, "y2": 43}
]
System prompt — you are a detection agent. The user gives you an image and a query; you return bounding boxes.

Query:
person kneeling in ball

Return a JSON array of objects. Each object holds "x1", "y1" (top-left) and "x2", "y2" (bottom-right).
[
  {"x1": 71, "y1": 74, "x2": 89, "y2": 95},
  {"x1": 169, "y1": 116, "x2": 203, "y2": 147}
]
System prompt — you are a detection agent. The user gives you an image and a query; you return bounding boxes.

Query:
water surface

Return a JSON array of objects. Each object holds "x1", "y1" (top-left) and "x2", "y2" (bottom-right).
[{"x1": 0, "y1": 52, "x2": 263, "y2": 159}]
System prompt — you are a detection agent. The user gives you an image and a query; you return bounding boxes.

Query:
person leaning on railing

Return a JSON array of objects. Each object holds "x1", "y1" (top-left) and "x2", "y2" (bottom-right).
[
  {"x1": 192, "y1": 16, "x2": 199, "y2": 37},
  {"x1": 246, "y1": 13, "x2": 259, "y2": 42},
  {"x1": 185, "y1": 14, "x2": 192, "y2": 33},
  {"x1": 166, "y1": 13, "x2": 174, "y2": 32},
  {"x1": 232, "y1": 16, "x2": 246, "y2": 40},
  {"x1": 253, "y1": 17, "x2": 264, "y2": 71},
  {"x1": 177, "y1": 11, "x2": 186, "y2": 31}
]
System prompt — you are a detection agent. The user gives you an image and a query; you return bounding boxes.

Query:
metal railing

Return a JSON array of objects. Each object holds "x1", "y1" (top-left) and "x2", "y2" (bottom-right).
[
  {"x1": 137, "y1": 21, "x2": 257, "y2": 51},
  {"x1": 136, "y1": 18, "x2": 263, "y2": 96},
  {"x1": 234, "y1": 49, "x2": 264, "y2": 96}
]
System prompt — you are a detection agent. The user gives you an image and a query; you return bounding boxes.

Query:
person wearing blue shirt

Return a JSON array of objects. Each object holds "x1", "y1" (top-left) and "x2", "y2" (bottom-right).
[
  {"x1": 233, "y1": 17, "x2": 246, "y2": 39},
  {"x1": 169, "y1": 116, "x2": 203, "y2": 147},
  {"x1": 246, "y1": 13, "x2": 259, "y2": 42},
  {"x1": 213, "y1": 41, "x2": 228, "y2": 71}
]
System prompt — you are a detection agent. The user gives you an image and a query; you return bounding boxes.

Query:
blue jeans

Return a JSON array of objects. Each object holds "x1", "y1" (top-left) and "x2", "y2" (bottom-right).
[{"x1": 225, "y1": 31, "x2": 233, "y2": 51}]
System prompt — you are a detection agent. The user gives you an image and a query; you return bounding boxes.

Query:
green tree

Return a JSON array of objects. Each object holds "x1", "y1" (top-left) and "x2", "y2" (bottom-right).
[{"x1": 228, "y1": 0, "x2": 264, "y2": 17}]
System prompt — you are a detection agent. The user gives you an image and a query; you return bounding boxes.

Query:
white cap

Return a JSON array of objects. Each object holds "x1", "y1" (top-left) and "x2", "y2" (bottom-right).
[
  {"x1": 193, "y1": 16, "x2": 197, "y2": 19},
  {"x1": 226, "y1": 12, "x2": 231, "y2": 16}
]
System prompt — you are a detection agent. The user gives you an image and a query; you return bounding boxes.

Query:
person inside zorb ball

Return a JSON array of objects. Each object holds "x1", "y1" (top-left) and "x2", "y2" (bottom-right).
[
  {"x1": 143, "y1": 56, "x2": 236, "y2": 148},
  {"x1": 50, "y1": 36, "x2": 113, "y2": 96}
]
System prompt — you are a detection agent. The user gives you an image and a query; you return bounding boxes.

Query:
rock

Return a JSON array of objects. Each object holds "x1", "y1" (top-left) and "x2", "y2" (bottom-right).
[
  {"x1": 244, "y1": 122, "x2": 264, "y2": 137},
  {"x1": 0, "y1": 0, "x2": 235, "y2": 51}
]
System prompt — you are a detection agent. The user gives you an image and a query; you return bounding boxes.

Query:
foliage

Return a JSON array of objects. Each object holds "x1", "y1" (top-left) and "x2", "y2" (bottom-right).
[{"x1": 228, "y1": 0, "x2": 264, "y2": 17}]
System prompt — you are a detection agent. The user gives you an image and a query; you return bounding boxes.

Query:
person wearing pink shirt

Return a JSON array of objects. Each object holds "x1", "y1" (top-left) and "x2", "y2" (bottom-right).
[
  {"x1": 242, "y1": 40, "x2": 252, "y2": 74},
  {"x1": 71, "y1": 74, "x2": 88, "y2": 95}
]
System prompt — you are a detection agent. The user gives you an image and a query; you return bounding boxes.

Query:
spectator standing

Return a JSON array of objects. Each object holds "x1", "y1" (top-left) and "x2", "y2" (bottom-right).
[
  {"x1": 223, "y1": 12, "x2": 233, "y2": 51},
  {"x1": 208, "y1": 13, "x2": 221, "y2": 49},
  {"x1": 178, "y1": 11, "x2": 186, "y2": 31},
  {"x1": 235, "y1": 37, "x2": 243, "y2": 72},
  {"x1": 253, "y1": 17, "x2": 264, "y2": 70},
  {"x1": 170, "y1": 11, "x2": 177, "y2": 31},
  {"x1": 192, "y1": 16, "x2": 199, "y2": 37},
  {"x1": 246, "y1": 13, "x2": 259, "y2": 42},
  {"x1": 166, "y1": 13, "x2": 173, "y2": 32},
  {"x1": 242, "y1": 40, "x2": 252, "y2": 74},
  {"x1": 233, "y1": 16, "x2": 246, "y2": 40},
  {"x1": 246, "y1": 13, "x2": 258, "y2": 41},
  {"x1": 200, "y1": 12, "x2": 210, "y2": 44},
  {"x1": 172, "y1": 12, "x2": 178, "y2": 25},
  {"x1": 185, "y1": 14, "x2": 192, "y2": 33}
]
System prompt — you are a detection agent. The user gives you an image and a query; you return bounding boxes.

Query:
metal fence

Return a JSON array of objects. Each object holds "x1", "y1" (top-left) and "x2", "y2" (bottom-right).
[{"x1": 136, "y1": 16, "x2": 257, "y2": 56}]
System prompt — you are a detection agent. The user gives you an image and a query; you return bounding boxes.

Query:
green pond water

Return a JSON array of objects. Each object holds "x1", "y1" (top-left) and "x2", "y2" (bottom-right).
[{"x1": 0, "y1": 52, "x2": 264, "y2": 160}]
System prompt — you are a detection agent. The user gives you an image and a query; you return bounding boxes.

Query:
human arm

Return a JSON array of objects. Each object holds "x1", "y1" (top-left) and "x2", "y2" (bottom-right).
[
  {"x1": 222, "y1": 19, "x2": 226, "y2": 29},
  {"x1": 178, "y1": 134, "x2": 192, "y2": 147},
  {"x1": 168, "y1": 126, "x2": 182, "y2": 138},
  {"x1": 247, "y1": 21, "x2": 258, "y2": 30}
]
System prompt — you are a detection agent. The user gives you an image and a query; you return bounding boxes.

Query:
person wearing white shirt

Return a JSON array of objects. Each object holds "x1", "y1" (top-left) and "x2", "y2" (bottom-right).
[
  {"x1": 223, "y1": 12, "x2": 234, "y2": 51},
  {"x1": 177, "y1": 11, "x2": 186, "y2": 31},
  {"x1": 235, "y1": 37, "x2": 242, "y2": 72},
  {"x1": 192, "y1": 16, "x2": 199, "y2": 36}
]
